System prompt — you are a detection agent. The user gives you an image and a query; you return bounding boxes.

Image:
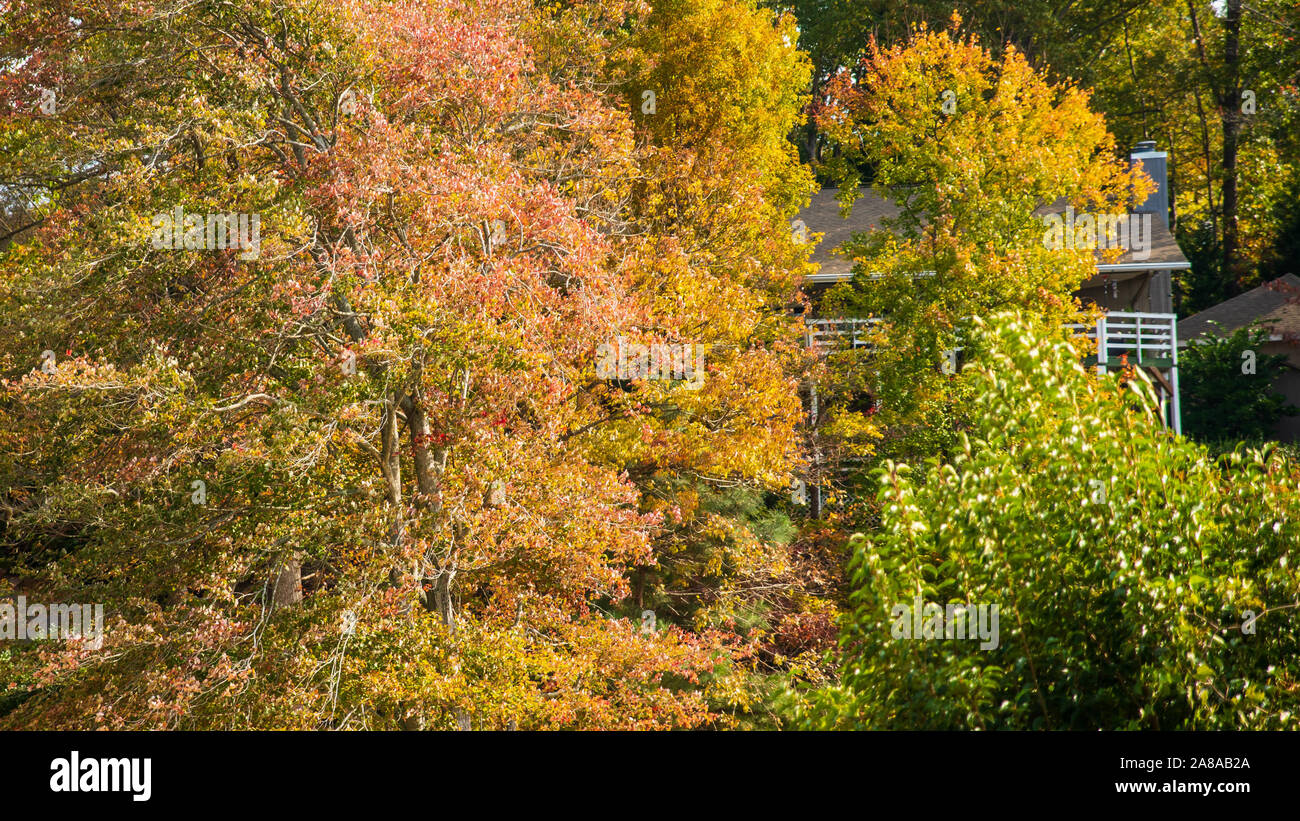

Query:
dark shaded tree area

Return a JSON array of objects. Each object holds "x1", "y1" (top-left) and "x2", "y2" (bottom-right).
[{"x1": 1180, "y1": 324, "x2": 1296, "y2": 441}]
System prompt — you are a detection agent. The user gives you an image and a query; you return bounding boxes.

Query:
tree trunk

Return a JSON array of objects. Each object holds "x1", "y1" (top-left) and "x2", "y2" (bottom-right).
[
  {"x1": 403, "y1": 394, "x2": 442, "y2": 505},
  {"x1": 428, "y1": 567, "x2": 456, "y2": 629},
  {"x1": 380, "y1": 392, "x2": 404, "y2": 547},
  {"x1": 1219, "y1": 0, "x2": 1243, "y2": 288},
  {"x1": 272, "y1": 555, "x2": 302, "y2": 607},
  {"x1": 398, "y1": 375, "x2": 468, "y2": 730},
  {"x1": 1187, "y1": 0, "x2": 1219, "y2": 246},
  {"x1": 401, "y1": 386, "x2": 459, "y2": 631}
]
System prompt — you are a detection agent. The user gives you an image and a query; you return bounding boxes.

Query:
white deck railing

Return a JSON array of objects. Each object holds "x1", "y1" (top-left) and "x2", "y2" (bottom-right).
[
  {"x1": 1065, "y1": 312, "x2": 1178, "y2": 368},
  {"x1": 803, "y1": 318, "x2": 883, "y2": 353},
  {"x1": 805, "y1": 311, "x2": 1182, "y2": 434}
]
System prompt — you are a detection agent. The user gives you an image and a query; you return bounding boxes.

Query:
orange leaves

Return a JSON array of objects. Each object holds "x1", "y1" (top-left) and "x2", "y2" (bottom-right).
[
  {"x1": 0, "y1": 0, "x2": 822, "y2": 731},
  {"x1": 823, "y1": 19, "x2": 1142, "y2": 229}
]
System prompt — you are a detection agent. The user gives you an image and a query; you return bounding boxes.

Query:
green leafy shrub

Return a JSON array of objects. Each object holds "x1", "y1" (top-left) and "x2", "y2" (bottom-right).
[
  {"x1": 795, "y1": 313, "x2": 1300, "y2": 730},
  {"x1": 1181, "y1": 324, "x2": 1296, "y2": 442}
]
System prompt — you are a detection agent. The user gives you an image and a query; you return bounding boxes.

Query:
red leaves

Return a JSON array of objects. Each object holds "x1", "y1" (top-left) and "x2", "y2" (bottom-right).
[{"x1": 412, "y1": 431, "x2": 450, "y2": 447}]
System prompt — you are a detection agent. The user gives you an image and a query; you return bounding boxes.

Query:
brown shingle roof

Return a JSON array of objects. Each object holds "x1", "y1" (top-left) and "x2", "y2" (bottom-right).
[
  {"x1": 796, "y1": 188, "x2": 899, "y2": 280},
  {"x1": 796, "y1": 187, "x2": 1189, "y2": 281},
  {"x1": 1179, "y1": 274, "x2": 1300, "y2": 340}
]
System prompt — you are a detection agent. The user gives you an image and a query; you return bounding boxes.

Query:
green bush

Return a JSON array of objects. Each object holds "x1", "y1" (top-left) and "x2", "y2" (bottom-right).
[
  {"x1": 1180, "y1": 323, "x2": 1296, "y2": 442},
  {"x1": 795, "y1": 313, "x2": 1300, "y2": 729}
]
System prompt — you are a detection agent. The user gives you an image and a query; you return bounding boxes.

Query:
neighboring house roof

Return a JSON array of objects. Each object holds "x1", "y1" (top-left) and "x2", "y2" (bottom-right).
[
  {"x1": 796, "y1": 187, "x2": 1190, "y2": 283},
  {"x1": 797, "y1": 188, "x2": 900, "y2": 282},
  {"x1": 1179, "y1": 274, "x2": 1300, "y2": 341}
]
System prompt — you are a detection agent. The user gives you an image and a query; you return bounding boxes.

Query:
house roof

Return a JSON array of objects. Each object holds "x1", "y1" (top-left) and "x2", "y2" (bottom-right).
[
  {"x1": 796, "y1": 187, "x2": 1190, "y2": 283},
  {"x1": 1178, "y1": 274, "x2": 1300, "y2": 341},
  {"x1": 796, "y1": 188, "x2": 900, "y2": 281}
]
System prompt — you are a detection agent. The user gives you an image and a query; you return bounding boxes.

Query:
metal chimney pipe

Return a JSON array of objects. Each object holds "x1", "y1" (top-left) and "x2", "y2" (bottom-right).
[{"x1": 1130, "y1": 141, "x2": 1169, "y2": 229}]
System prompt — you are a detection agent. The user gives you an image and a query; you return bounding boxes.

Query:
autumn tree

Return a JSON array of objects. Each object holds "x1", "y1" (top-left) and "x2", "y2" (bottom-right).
[
  {"x1": 810, "y1": 20, "x2": 1150, "y2": 466},
  {"x1": 0, "y1": 0, "x2": 821, "y2": 729},
  {"x1": 768, "y1": 0, "x2": 1118, "y2": 169},
  {"x1": 781, "y1": 0, "x2": 1300, "y2": 310},
  {"x1": 566, "y1": 0, "x2": 836, "y2": 721}
]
